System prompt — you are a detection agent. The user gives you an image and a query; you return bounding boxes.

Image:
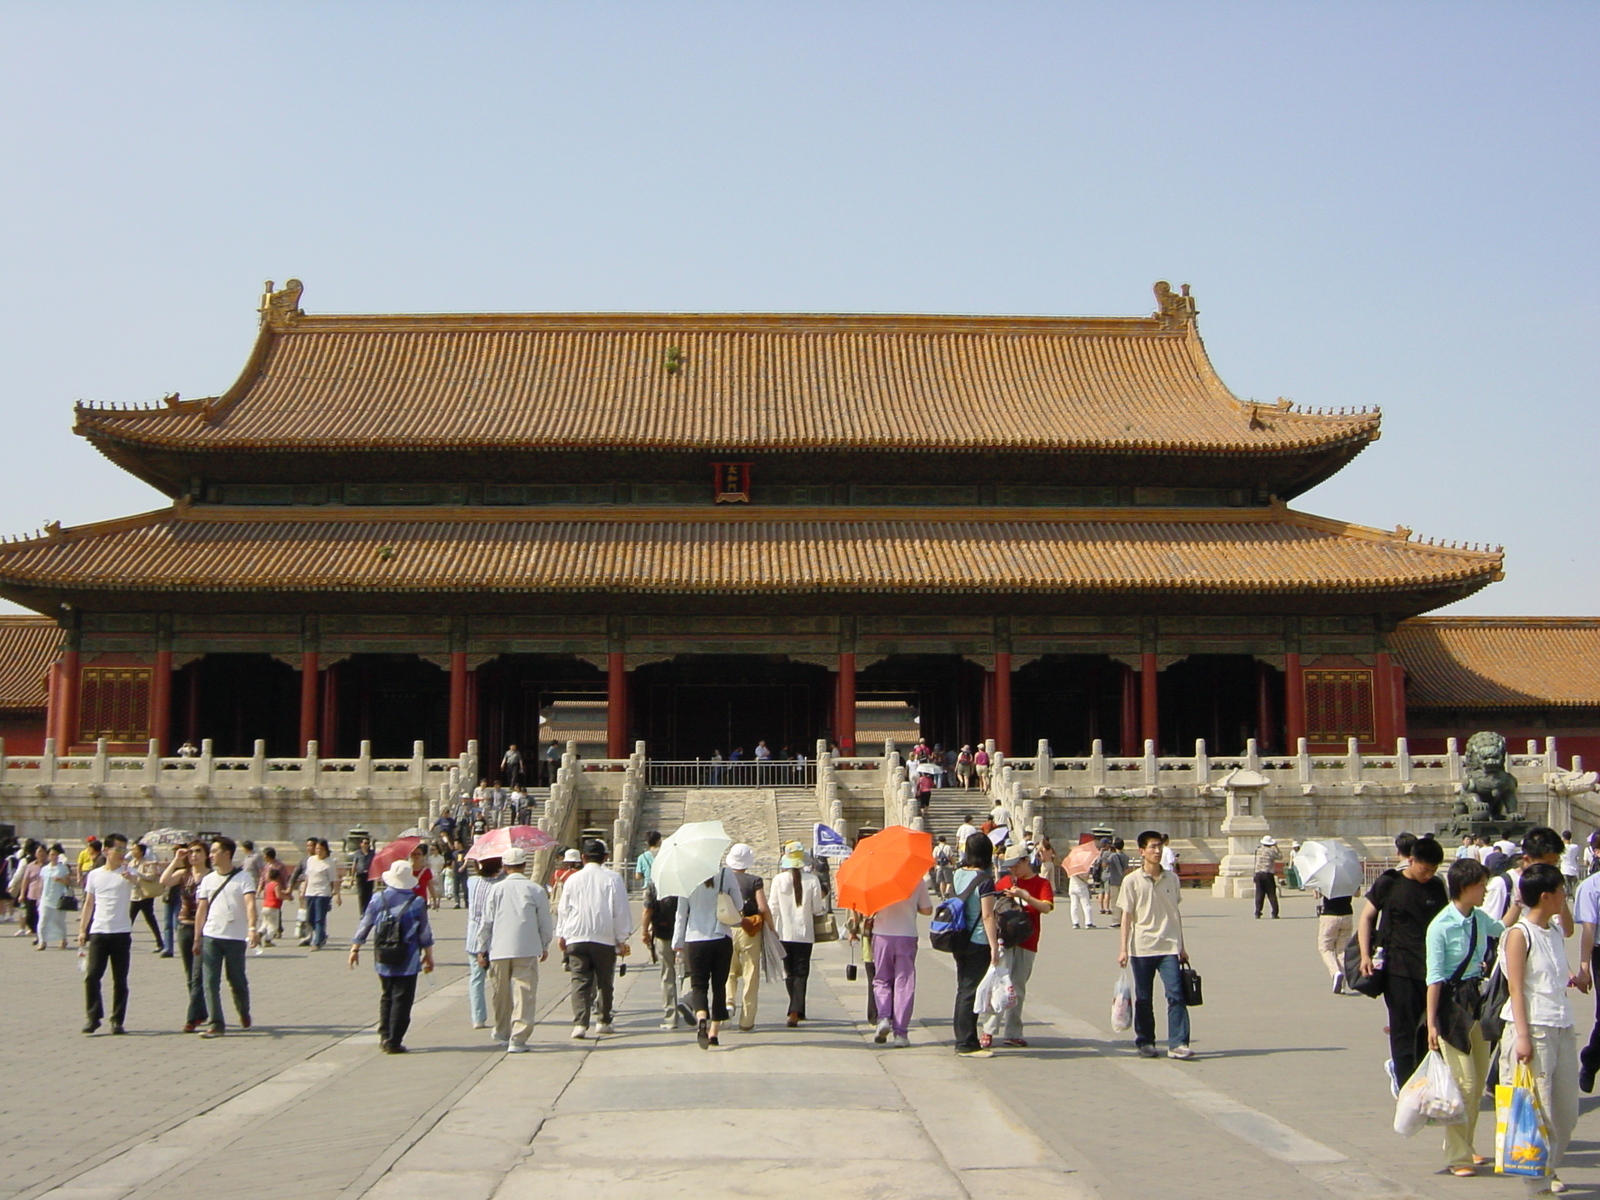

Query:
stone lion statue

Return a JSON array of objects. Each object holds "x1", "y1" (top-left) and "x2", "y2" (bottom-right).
[{"x1": 1456, "y1": 731, "x2": 1518, "y2": 821}]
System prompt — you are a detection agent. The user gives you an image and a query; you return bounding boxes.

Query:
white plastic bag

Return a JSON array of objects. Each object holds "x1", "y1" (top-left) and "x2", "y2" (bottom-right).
[
  {"x1": 972, "y1": 965, "x2": 1018, "y2": 1016},
  {"x1": 1394, "y1": 1050, "x2": 1465, "y2": 1137},
  {"x1": 1111, "y1": 967, "x2": 1134, "y2": 1031}
]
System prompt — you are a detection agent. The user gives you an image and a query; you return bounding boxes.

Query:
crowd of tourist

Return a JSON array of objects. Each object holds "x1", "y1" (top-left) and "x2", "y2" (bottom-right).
[{"x1": 12, "y1": 811, "x2": 1600, "y2": 1191}]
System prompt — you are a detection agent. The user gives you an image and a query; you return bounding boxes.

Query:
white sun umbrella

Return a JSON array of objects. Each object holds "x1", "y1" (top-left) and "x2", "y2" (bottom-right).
[
  {"x1": 1292, "y1": 839, "x2": 1364, "y2": 898},
  {"x1": 651, "y1": 820, "x2": 734, "y2": 898}
]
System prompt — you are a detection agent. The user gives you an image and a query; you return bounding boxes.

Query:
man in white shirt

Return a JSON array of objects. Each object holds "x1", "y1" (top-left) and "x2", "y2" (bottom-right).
[
  {"x1": 78, "y1": 832, "x2": 135, "y2": 1034},
  {"x1": 471, "y1": 848, "x2": 552, "y2": 1052},
  {"x1": 193, "y1": 836, "x2": 260, "y2": 1038},
  {"x1": 1159, "y1": 834, "x2": 1178, "y2": 873},
  {"x1": 955, "y1": 816, "x2": 978, "y2": 849},
  {"x1": 1118, "y1": 829, "x2": 1192, "y2": 1060},
  {"x1": 555, "y1": 840, "x2": 632, "y2": 1039}
]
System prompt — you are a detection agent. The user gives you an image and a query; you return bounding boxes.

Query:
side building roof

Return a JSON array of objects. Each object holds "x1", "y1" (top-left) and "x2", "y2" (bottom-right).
[
  {"x1": 73, "y1": 282, "x2": 1380, "y2": 497},
  {"x1": 0, "y1": 615, "x2": 59, "y2": 712},
  {"x1": 0, "y1": 503, "x2": 1500, "y2": 613},
  {"x1": 1394, "y1": 617, "x2": 1600, "y2": 709}
]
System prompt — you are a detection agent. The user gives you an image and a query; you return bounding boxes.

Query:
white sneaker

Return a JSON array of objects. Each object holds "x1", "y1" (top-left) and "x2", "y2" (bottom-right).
[
  {"x1": 592, "y1": 1023, "x2": 614, "y2": 1036},
  {"x1": 659, "y1": 1020, "x2": 678, "y2": 1030},
  {"x1": 890, "y1": 1034, "x2": 910, "y2": 1048},
  {"x1": 472, "y1": 1022, "x2": 489, "y2": 1030},
  {"x1": 506, "y1": 1042, "x2": 530, "y2": 1054},
  {"x1": 1169, "y1": 1045, "x2": 1194, "y2": 1060},
  {"x1": 571, "y1": 1025, "x2": 587, "y2": 1039},
  {"x1": 874, "y1": 1019, "x2": 891, "y2": 1044},
  {"x1": 1384, "y1": 1059, "x2": 1399, "y2": 1097}
]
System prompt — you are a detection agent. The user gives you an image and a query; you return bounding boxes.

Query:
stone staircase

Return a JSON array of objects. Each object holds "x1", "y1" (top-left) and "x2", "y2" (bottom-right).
[
  {"x1": 922, "y1": 788, "x2": 987, "y2": 848},
  {"x1": 623, "y1": 786, "x2": 822, "y2": 882}
]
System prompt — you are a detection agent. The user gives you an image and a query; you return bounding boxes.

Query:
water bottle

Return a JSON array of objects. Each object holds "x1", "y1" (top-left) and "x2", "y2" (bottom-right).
[{"x1": 77, "y1": 948, "x2": 88, "y2": 973}]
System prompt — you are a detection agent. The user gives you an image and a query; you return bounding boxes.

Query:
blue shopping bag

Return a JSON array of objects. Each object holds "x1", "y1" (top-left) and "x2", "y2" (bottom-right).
[{"x1": 1495, "y1": 1064, "x2": 1551, "y2": 1178}]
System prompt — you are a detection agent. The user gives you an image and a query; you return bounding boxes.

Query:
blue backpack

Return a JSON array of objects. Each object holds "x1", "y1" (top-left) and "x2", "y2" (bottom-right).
[{"x1": 929, "y1": 872, "x2": 985, "y2": 953}]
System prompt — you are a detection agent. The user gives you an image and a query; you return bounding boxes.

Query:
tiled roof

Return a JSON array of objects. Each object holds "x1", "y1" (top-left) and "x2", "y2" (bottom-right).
[
  {"x1": 0, "y1": 615, "x2": 58, "y2": 711},
  {"x1": 1394, "y1": 618, "x2": 1600, "y2": 708},
  {"x1": 0, "y1": 504, "x2": 1501, "y2": 598},
  {"x1": 74, "y1": 304, "x2": 1379, "y2": 458}
]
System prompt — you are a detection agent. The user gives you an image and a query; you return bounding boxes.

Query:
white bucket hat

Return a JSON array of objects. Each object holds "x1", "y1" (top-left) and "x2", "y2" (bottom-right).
[
  {"x1": 502, "y1": 847, "x2": 528, "y2": 867},
  {"x1": 726, "y1": 843, "x2": 756, "y2": 870},
  {"x1": 382, "y1": 862, "x2": 418, "y2": 891}
]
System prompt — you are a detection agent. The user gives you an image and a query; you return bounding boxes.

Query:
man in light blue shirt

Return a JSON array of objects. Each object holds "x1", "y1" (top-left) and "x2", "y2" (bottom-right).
[{"x1": 636, "y1": 831, "x2": 660, "y2": 889}]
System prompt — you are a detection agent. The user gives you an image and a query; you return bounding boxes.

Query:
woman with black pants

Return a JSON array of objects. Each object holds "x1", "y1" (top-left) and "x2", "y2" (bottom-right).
[
  {"x1": 160, "y1": 843, "x2": 211, "y2": 1032},
  {"x1": 672, "y1": 865, "x2": 746, "y2": 1050},
  {"x1": 951, "y1": 832, "x2": 1002, "y2": 1057}
]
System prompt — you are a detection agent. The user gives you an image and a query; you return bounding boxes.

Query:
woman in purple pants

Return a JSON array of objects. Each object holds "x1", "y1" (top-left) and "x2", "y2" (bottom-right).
[{"x1": 868, "y1": 877, "x2": 933, "y2": 1048}]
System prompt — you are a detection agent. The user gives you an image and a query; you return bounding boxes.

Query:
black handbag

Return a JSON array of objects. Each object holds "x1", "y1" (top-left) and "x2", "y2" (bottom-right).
[
  {"x1": 1480, "y1": 952, "x2": 1512, "y2": 1045},
  {"x1": 1179, "y1": 963, "x2": 1203, "y2": 1007},
  {"x1": 1342, "y1": 931, "x2": 1386, "y2": 998},
  {"x1": 1437, "y1": 914, "x2": 1483, "y2": 1054},
  {"x1": 59, "y1": 892, "x2": 79, "y2": 912}
]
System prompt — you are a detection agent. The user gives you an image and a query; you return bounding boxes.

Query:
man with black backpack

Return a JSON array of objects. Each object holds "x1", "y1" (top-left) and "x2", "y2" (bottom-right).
[
  {"x1": 982, "y1": 846, "x2": 1055, "y2": 1048},
  {"x1": 350, "y1": 859, "x2": 436, "y2": 1054}
]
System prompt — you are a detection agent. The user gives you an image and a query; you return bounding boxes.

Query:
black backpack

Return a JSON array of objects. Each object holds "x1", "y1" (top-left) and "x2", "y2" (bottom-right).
[
  {"x1": 373, "y1": 894, "x2": 419, "y2": 967},
  {"x1": 993, "y1": 889, "x2": 1033, "y2": 948}
]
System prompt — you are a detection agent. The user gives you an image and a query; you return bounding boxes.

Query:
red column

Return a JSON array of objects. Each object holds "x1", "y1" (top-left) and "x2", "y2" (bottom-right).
[
  {"x1": 1255, "y1": 661, "x2": 1274, "y2": 753},
  {"x1": 980, "y1": 671, "x2": 994, "y2": 744},
  {"x1": 151, "y1": 650, "x2": 173, "y2": 754},
  {"x1": 1119, "y1": 663, "x2": 1139, "y2": 756},
  {"x1": 1139, "y1": 651, "x2": 1159, "y2": 751},
  {"x1": 1374, "y1": 651, "x2": 1396, "y2": 752},
  {"x1": 465, "y1": 666, "x2": 480, "y2": 751},
  {"x1": 1284, "y1": 651, "x2": 1306, "y2": 749},
  {"x1": 994, "y1": 651, "x2": 1012, "y2": 756},
  {"x1": 299, "y1": 651, "x2": 319, "y2": 753},
  {"x1": 607, "y1": 652, "x2": 628, "y2": 759},
  {"x1": 448, "y1": 651, "x2": 468, "y2": 757},
  {"x1": 1392, "y1": 661, "x2": 1408, "y2": 742},
  {"x1": 836, "y1": 652, "x2": 856, "y2": 755},
  {"x1": 46, "y1": 661, "x2": 61, "y2": 746},
  {"x1": 60, "y1": 649, "x2": 81, "y2": 751}
]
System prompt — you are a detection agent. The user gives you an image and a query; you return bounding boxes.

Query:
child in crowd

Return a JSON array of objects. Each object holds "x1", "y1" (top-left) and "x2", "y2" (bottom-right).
[{"x1": 260, "y1": 874, "x2": 283, "y2": 947}]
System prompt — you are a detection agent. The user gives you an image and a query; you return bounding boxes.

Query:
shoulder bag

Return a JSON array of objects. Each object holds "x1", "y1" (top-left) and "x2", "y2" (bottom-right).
[
  {"x1": 1178, "y1": 961, "x2": 1204, "y2": 1007},
  {"x1": 1436, "y1": 912, "x2": 1483, "y2": 1053},
  {"x1": 714, "y1": 869, "x2": 743, "y2": 929}
]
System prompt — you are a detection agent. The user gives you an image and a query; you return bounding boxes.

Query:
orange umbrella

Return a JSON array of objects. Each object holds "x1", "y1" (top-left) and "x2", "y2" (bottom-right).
[{"x1": 835, "y1": 826, "x2": 935, "y2": 915}]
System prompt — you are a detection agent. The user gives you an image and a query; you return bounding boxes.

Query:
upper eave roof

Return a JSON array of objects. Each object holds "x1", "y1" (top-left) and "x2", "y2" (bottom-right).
[
  {"x1": 0, "y1": 503, "x2": 1500, "y2": 600},
  {"x1": 73, "y1": 283, "x2": 1380, "y2": 467},
  {"x1": 0, "y1": 615, "x2": 59, "y2": 710},
  {"x1": 1393, "y1": 617, "x2": 1600, "y2": 708}
]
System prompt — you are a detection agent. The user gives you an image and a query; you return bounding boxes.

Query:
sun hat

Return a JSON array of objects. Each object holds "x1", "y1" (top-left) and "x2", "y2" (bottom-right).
[
  {"x1": 1000, "y1": 845, "x2": 1030, "y2": 865},
  {"x1": 563, "y1": 848, "x2": 582, "y2": 863},
  {"x1": 726, "y1": 843, "x2": 756, "y2": 870},
  {"x1": 1260, "y1": 836, "x2": 1277, "y2": 847},
  {"x1": 502, "y1": 847, "x2": 528, "y2": 867},
  {"x1": 780, "y1": 840, "x2": 805, "y2": 869},
  {"x1": 382, "y1": 862, "x2": 418, "y2": 891}
]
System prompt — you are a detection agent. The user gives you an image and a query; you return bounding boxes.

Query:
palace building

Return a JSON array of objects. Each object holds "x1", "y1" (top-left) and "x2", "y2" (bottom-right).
[{"x1": 4, "y1": 280, "x2": 1587, "y2": 767}]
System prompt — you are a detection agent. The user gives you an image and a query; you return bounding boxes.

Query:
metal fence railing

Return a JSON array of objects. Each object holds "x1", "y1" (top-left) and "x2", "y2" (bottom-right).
[{"x1": 647, "y1": 760, "x2": 818, "y2": 788}]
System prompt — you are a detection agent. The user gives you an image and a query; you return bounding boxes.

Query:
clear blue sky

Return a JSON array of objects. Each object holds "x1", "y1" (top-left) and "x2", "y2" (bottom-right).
[{"x1": 1, "y1": 2, "x2": 1594, "y2": 614}]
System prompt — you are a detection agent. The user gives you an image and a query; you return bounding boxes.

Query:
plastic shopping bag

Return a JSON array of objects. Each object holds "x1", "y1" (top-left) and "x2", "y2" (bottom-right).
[
  {"x1": 972, "y1": 965, "x2": 1017, "y2": 1016},
  {"x1": 1394, "y1": 1050, "x2": 1465, "y2": 1137},
  {"x1": 1495, "y1": 1063, "x2": 1551, "y2": 1178},
  {"x1": 1111, "y1": 968, "x2": 1134, "y2": 1031}
]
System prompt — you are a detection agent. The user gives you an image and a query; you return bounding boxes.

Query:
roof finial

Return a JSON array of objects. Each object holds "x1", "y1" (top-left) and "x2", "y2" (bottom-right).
[
  {"x1": 260, "y1": 279, "x2": 305, "y2": 329},
  {"x1": 1152, "y1": 281, "x2": 1197, "y2": 331}
]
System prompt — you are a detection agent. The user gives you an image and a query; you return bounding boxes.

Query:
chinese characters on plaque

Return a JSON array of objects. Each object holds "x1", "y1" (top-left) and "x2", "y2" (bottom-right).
[{"x1": 713, "y1": 462, "x2": 751, "y2": 504}]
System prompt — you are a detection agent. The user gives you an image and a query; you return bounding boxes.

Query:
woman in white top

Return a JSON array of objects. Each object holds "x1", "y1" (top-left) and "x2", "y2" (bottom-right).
[
  {"x1": 768, "y1": 843, "x2": 829, "y2": 1026},
  {"x1": 37, "y1": 844, "x2": 73, "y2": 950},
  {"x1": 671, "y1": 865, "x2": 744, "y2": 1050},
  {"x1": 1500, "y1": 862, "x2": 1578, "y2": 1195},
  {"x1": 297, "y1": 839, "x2": 342, "y2": 950}
]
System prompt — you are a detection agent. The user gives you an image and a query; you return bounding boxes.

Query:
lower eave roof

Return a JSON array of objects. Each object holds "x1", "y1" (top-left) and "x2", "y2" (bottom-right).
[
  {"x1": 0, "y1": 615, "x2": 60, "y2": 709},
  {"x1": 1394, "y1": 618, "x2": 1600, "y2": 708},
  {"x1": 0, "y1": 504, "x2": 1502, "y2": 599}
]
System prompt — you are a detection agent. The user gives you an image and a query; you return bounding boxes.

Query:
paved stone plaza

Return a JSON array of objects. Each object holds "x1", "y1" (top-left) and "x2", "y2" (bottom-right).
[{"x1": 5, "y1": 890, "x2": 1598, "y2": 1200}]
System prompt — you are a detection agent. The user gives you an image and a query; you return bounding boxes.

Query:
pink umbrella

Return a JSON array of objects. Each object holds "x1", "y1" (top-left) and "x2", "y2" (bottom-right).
[
  {"x1": 1063, "y1": 841, "x2": 1100, "y2": 877},
  {"x1": 465, "y1": 825, "x2": 556, "y2": 861}
]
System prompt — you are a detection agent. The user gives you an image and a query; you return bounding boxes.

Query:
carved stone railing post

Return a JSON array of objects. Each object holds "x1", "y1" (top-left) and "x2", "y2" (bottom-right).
[
  {"x1": 42, "y1": 737, "x2": 57, "y2": 782},
  {"x1": 145, "y1": 738, "x2": 161, "y2": 781},
  {"x1": 410, "y1": 740, "x2": 427, "y2": 791},
  {"x1": 305, "y1": 740, "x2": 321, "y2": 790},
  {"x1": 199, "y1": 739, "x2": 215, "y2": 787},
  {"x1": 1346, "y1": 738, "x2": 1362, "y2": 782},
  {"x1": 250, "y1": 739, "x2": 267, "y2": 787},
  {"x1": 1246, "y1": 737, "x2": 1262, "y2": 773},
  {"x1": 1088, "y1": 738, "x2": 1106, "y2": 787},
  {"x1": 1036, "y1": 740, "x2": 1054, "y2": 786},
  {"x1": 1296, "y1": 737, "x2": 1312, "y2": 785},
  {"x1": 1143, "y1": 739, "x2": 1159, "y2": 785},
  {"x1": 1446, "y1": 737, "x2": 1462, "y2": 782},
  {"x1": 92, "y1": 738, "x2": 109, "y2": 784},
  {"x1": 357, "y1": 740, "x2": 374, "y2": 788},
  {"x1": 0, "y1": 737, "x2": 7, "y2": 784},
  {"x1": 1194, "y1": 739, "x2": 1210, "y2": 787},
  {"x1": 1397, "y1": 738, "x2": 1413, "y2": 783}
]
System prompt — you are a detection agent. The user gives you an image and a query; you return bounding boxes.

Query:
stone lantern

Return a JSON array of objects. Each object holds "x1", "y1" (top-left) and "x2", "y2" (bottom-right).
[{"x1": 1212, "y1": 768, "x2": 1272, "y2": 899}]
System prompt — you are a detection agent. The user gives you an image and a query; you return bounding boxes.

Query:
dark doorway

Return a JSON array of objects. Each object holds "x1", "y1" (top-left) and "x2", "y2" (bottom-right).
[
  {"x1": 333, "y1": 655, "x2": 449, "y2": 757},
  {"x1": 1158, "y1": 655, "x2": 1283, "y2": 755},
  {"x1": 177, "y1": 654, "x2": 300, "y2": 756},
  {"x1": 476, "y1": 655, "x2": 607, "y2": 772},
  {"x1": 1012, "y1": 655, "x2": 1123, "y2": 756},
  {"x1": 632, "y1": 656, "x2": 830, "y2": 761},
  {"x1": 856, "y1": 655, "x2": 984, "y2": 756}
]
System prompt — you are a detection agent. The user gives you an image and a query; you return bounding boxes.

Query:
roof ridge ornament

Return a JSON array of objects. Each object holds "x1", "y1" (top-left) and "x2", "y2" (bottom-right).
[
  {"x1": 260, "y1": 279, "x2": 305, "y2": 329},
  {"x1": 1152, "y1": 280, "x2": 1197, "y2": 331}
]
